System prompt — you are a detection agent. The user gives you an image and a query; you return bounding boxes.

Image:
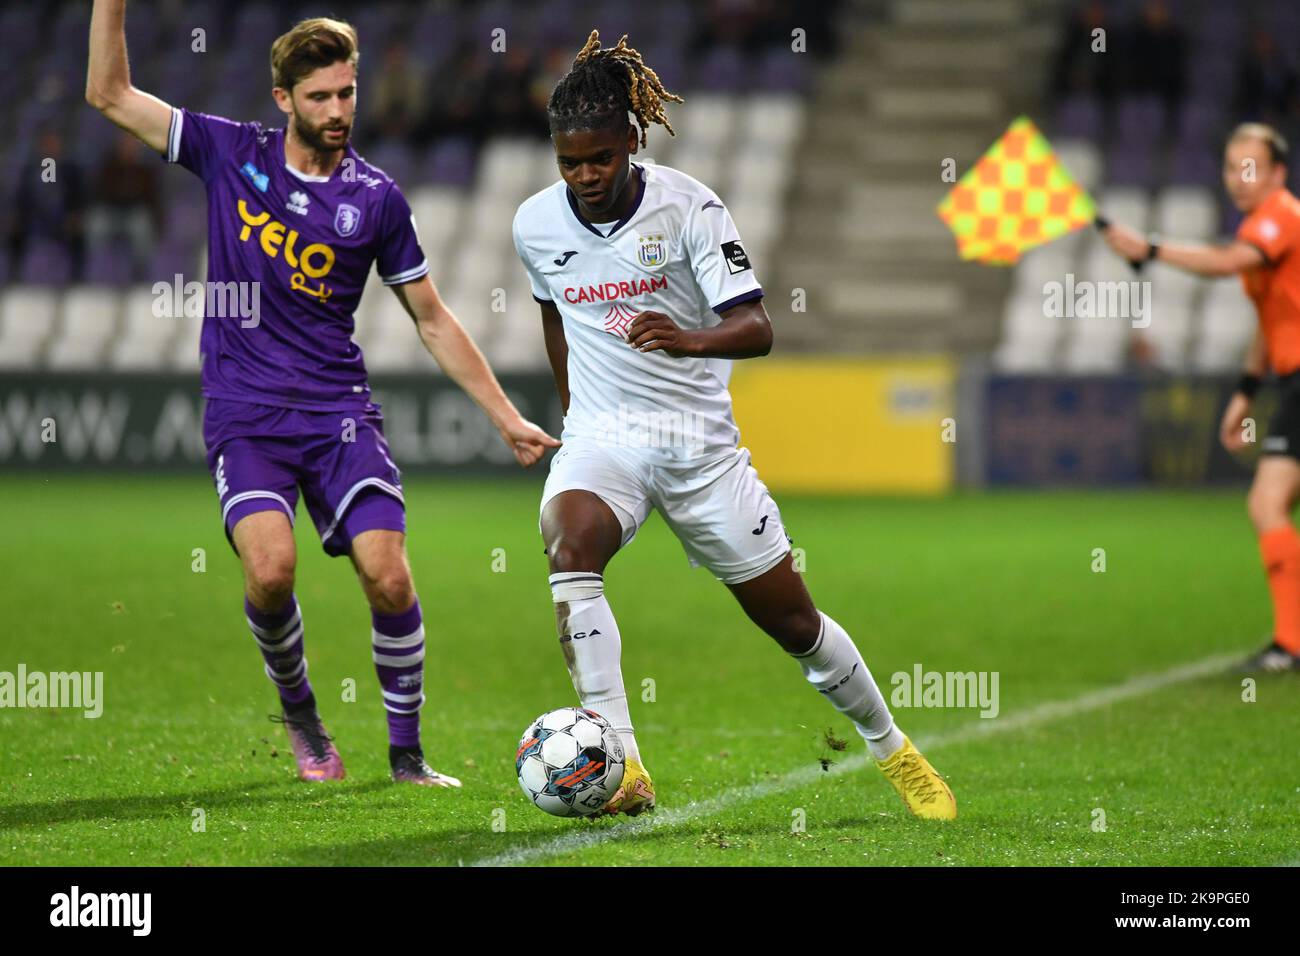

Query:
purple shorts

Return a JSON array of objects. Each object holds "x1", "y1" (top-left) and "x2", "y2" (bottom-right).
[{"x1": 203, "y1": 397, "x2": 406, "y2": 557}]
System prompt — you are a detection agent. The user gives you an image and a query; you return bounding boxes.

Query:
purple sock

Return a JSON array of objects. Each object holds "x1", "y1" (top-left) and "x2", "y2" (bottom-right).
[
  {"x1": 245, "y1": 594, "x2": 313, "y2": 709},
  {"x1": 372, "y1": 598, "x2": 424, "y2": 748}
]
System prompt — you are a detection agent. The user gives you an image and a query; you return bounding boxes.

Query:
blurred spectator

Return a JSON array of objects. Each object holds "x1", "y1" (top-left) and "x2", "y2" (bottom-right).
[
  {"x1": 425, "y1": 40, "x2": 492, "y2": 144},
  {"x1": 5, "y1": 128, "x2": 86, "y2": 280},
  {"x1": 694, "y1": 0, "x2": 769, "y2": 55},
  {"x1": 1051, "y1": 1, "x2": 1117, "y2": 106},
  {"x1": 1235, "y1": 28, "x2": 1298, "y2": 127},
  {"x1": 368, "y1": 40, "x2": 431, "y2": 143},
  {"x1": 1128, "y1": 0, "x2": 1186, "y2": 113},
  {"x1": 85, "y1": 131, "x2": 162, "y2": 279},
  {"x1": 487, "y1": 48, "x2": 547, "y2": 138},
  {"x1": 691, "y1": 0, "x2": 843, "y2": 59},
  {"x1": 529, "y1": 47, "x2": 571, "y2": 126}
]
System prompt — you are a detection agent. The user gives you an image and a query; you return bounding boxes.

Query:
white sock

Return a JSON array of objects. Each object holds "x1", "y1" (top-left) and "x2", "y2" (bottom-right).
[
  {"x1": 793, "y1": 611, "x2": 905, "y2": 761},
  {"x1": 549, "y1": 571, "x2": 641, "y2": 761}
]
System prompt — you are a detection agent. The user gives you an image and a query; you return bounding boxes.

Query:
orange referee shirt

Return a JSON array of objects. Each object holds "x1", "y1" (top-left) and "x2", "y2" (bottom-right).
[{"x1": 1237, "y1": 187, "x2": 1300, "y2": 375}]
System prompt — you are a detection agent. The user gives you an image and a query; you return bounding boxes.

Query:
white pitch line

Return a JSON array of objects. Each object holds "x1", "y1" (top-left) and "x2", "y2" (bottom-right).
[{"x1": 470, "y1": 652, "x2": 1240, "y2": 867}]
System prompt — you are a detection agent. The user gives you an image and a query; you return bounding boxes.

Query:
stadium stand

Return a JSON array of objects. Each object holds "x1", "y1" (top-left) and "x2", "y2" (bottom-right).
[{"x1": 0, "y1": 0, "x2": 833, "y2": 374}]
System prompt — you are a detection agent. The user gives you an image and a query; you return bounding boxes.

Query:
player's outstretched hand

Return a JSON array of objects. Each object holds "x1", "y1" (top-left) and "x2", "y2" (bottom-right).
[
  {"x1": 1219, "y1": 392, "x2": 1253, "y2": 454},
  {"x1": 627, "y1": 310, "x2": 697, "y2": 357},
  {"x1": 1101, "y1": 220, "x2": 1150, "y2": 263},
  {"x1": 500, "y1": 416, "x2": 560, "y2": 467}
]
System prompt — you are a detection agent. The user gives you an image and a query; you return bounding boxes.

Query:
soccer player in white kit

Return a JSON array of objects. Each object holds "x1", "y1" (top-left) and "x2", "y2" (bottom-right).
[{"x1": 512, "y1": 32, "x2": 956, "y2": 820}]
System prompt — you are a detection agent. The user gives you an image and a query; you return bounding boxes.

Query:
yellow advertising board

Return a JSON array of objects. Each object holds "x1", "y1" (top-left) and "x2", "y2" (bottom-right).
[{"x1": 728, "y1": 357, "x2": 955, "y2": 493}]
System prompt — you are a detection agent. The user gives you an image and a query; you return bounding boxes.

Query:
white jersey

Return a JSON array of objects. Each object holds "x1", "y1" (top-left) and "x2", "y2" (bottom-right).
[{"x1": 512, "y1": 162, "x2": 764, "y2": 463}]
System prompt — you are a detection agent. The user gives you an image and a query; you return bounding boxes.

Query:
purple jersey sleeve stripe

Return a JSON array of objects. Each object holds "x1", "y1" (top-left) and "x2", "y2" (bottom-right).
[
  {"x1": 711, "y1": 287, "x2": 764, "y2": 315},
  {"x1": 166, "y1": 107, "x2": 183, "y2": 163},
  {"x1": 380, "y1": 260, "x2": 430, "y2": 286}
]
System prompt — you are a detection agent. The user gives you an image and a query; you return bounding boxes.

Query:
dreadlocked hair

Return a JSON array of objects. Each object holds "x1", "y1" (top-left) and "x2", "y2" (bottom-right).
[{"x1": 547, "y1": 30, "x2": 685, "y2": 148}]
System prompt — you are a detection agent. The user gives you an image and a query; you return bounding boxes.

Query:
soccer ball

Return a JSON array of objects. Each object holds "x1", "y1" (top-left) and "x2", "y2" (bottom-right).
[{"x1": 515, "y1": 707, "x2": 626, "y2": 817}]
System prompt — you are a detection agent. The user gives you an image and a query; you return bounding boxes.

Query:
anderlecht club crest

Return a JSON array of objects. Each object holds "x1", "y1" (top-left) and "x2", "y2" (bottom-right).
[{"x1": 637, "y1": 232, "x2": 666, "y2": 268}]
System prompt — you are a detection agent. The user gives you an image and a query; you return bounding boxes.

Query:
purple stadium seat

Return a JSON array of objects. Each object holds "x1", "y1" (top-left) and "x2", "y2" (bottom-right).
[
  {"x1": 235, "y1": 3, "x2": 279, "y2": 44},
  {"x1": 655, "y1": 0, "x2": 696, "y2": 45},
  {"x1": 1105, "y1": 141, "x2": 1157, "y2": 189},
  {"x1": 72, "y1": 106, "x2": 123, "y2": 165},
  {"x1": 1175, "y1": 100, "x2": 1223, "y2": 147},
  {"x1": 757, "y1": 47, "x2": 809, "y2": 93},
  {"x1": 694, "y1": 46, "x2": 745, "y2": 93},
  {"x1": 0, "y1": 7, "x2": 41, "y2": 57},
  {"x1": 163, "y1": 196, "x2": 208, "y2": 247},
  {"x1": 1116, "y1": 95, "x2": 1168, "y2": 146},
  {"x1": 1168, "y1": 144, "x2": 1220, "y2": 187},
  {"x1": 1054, "y1": 94, "x2": 1105, "y2": 142},
  {"x1": 363, "y1": 140, "x2": 418, "y2": 187},
  {"x1": 1220, "y1": 201, "x2": 1243, "y2": 237},
  {"x1": 19, "y1": 238, "x2": 73, "y2": 286},
  {"x1": 469, "y1": 1, "x2": 515, "y2": 41},
  {"x1": 1192, "y1": 9, "x2": 1244, "y2": 50},
  {"x1": 146, "y1": 242, "x2": 199, "y2": 285},
  {"x1": 84, "y1": 244, "x2": 135, "y2": 286},
  {"x1": 588, "y1": 0, "x2": 643, "y2": 43},
  {"x1": 640, "y1": 46, "x2": 687, "y2": 93},
  {"x1": 534, "y1": 0, "x2": 587, "y2": 49},
  {"x1": 123, "y1": 11, "x2": 163, "y2": 58},
  {"x1": 427, "y1": 138, "x2": 476, "y2": 187}
]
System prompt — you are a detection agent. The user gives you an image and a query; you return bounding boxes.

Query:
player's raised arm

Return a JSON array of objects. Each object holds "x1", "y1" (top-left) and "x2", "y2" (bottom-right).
[
  {"x1": 85, "y1": 0, "x2": 173, "y2": 155},
  {"x1": 390, "y1": 275, "x2": 560, "y2": 466}
]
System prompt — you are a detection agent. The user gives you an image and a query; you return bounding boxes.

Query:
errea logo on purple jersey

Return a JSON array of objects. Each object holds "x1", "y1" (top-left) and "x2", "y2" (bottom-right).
[{"x1": 334, "y1": 204, "x2": 362, "y2": 238}]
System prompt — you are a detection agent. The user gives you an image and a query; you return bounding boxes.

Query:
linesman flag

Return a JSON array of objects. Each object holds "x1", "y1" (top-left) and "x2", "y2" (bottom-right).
[{"x1": 936, "y1": 116, "x2": 1096, "y2": 265}]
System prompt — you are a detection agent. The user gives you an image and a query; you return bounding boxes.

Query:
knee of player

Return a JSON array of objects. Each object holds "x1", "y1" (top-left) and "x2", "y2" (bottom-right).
[
  {"x1": 366, "y1": 568, "x2": 415, "y2": 614},
  {"x1": 246, "y1": 556, "x2": 295, "y2": 601},
  {"x1": 546, "y1": 539, "x2": 604, "y2": 574},
  {"x1": 1247, "y1": 488, "x2": 1284, "y2": 529}
]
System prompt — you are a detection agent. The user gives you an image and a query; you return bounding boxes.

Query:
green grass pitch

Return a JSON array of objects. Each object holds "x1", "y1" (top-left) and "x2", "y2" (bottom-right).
[{"x1": 1, "y1": 476, "x2": 1296, "y2": 866}]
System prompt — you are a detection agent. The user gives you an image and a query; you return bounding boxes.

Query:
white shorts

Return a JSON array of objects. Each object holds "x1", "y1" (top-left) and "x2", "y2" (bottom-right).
[{"x1": 539, "y1": 440, "x2": 792, "y2": 584}]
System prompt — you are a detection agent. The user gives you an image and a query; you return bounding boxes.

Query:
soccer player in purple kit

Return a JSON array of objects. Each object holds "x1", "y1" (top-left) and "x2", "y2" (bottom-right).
[{"x1": 86, "y1": 3, "x2": 558, "y2": 786}]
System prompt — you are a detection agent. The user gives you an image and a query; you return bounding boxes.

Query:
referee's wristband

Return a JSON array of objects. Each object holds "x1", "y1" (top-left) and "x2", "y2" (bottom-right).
[{"x1": 1237, "y1": 373, "x2": 1262, "y2": 399}]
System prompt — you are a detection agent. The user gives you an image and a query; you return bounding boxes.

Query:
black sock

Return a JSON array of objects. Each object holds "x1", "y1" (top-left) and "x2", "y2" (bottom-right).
[{"x1": 389, "y1": 744, "x2": 422, "y2": 765}]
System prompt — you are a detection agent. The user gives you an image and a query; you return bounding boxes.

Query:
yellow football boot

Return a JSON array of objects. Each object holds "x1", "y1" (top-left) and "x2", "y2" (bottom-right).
[
  {"x1": 605, "y1": 756, "x2": 656, "y2": 816},
  {"x1": 875, "y1": 736, "x2": 957, "y2": 820}
]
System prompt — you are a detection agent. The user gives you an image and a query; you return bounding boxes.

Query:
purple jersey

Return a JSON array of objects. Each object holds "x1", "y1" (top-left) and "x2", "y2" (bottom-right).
[{"x1": 163, "y1": 108, "x2": 427, "y2": 410}]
